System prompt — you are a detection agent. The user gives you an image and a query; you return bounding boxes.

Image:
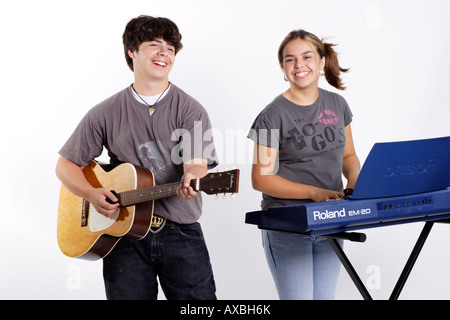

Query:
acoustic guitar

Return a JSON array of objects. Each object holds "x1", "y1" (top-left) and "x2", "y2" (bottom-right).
[{"x1": 57, "y1": 161, "x2": 239, "y2": 260}]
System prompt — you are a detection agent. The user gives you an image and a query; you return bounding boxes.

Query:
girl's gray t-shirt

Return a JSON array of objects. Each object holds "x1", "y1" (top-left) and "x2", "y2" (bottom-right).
[{"x1": 248, "y1": 88, "x2": 353, "y2": 210}]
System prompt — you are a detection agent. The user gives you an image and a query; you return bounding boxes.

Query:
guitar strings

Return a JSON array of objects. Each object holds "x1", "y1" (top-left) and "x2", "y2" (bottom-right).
[{"x1": 120, "y1": 172, "x2": 236, "y2": 205}]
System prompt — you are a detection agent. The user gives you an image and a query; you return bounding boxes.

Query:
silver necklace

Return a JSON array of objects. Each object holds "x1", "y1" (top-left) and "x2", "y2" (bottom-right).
[{"x1": 132, "y1": 83, "x2": 170, "y2": 116}]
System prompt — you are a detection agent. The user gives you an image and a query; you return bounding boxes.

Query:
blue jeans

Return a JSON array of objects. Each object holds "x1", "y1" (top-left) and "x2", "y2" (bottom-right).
[
  {"x1": 262, "y1": 230, "x2": 342, "y2": 300},
  {"x1": 103, "y1": 221, "x2": 216, "y2": 300}
]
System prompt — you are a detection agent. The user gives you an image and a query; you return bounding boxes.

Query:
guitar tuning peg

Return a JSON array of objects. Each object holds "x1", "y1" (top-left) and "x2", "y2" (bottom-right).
[
  {"x1": 232, "y1": 166, "x2": 236, "y2": 170},
  {"x1": 231, "y1": 194, "x2": 235, "y2": 199},
  {"x1": 224, "y1": 168, "x2": 229, "y2": 172},
  {"x1": 214, "y1": 194, "x2": 218, "y2": 200},
  {"x1": 223, "y1": 193, "x2": 226, "y2": 199}
]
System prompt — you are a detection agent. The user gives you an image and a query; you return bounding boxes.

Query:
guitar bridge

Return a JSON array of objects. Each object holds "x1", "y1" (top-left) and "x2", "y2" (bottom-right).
[{"x1": 81, "y1": 199, "x2": 89, "y2": 227}]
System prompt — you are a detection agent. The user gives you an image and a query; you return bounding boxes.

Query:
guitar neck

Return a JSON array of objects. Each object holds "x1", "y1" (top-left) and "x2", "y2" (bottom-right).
[
  {"x1": 118, "y1": 181, "x2": 181, "y2": 207},
  {"x1": 114, "y1": 168, "x2": 239, "y2": 207}
]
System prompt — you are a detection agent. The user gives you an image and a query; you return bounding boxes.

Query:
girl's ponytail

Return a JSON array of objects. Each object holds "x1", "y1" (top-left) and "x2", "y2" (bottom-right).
[{"x1": 323, "y1": 42, "x2": 349, "y2": 90}]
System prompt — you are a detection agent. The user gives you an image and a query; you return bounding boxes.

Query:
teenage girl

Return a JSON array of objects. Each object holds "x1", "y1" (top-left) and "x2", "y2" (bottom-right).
[{"x1": 248, "y1": 29, "x2": 361, "y2": 300}]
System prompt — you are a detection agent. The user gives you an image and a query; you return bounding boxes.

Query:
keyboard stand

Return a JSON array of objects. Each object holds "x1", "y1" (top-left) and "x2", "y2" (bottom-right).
[
  {"x1": 324, "y1": 232, "x2": 373, "y2": 300},
  {"x1": 324, "y1": 221, "x2": 437, "y2": 300},
  {"x1": 388, "y1": 221, "x2": 434, "y2": 300}
]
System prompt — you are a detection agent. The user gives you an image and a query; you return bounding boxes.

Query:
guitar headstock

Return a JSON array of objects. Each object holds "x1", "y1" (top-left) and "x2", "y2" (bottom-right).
[{"x1": 191, "y1": 169, "x2": 240, "y2": 197}]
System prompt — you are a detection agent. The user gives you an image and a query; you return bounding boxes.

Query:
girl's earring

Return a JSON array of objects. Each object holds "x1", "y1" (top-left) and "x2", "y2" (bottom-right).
[
  {"x1": 320, "y1": 70, "x2": 325, "y2": 77},
  {"x1": 284, "y1": 75, "x2": 288, "y2": 81}
]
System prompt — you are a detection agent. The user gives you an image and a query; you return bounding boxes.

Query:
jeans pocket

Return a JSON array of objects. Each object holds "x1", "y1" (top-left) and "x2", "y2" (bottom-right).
[{"x1": 175, "y1": 223, "x2": 205, "y2": 240}]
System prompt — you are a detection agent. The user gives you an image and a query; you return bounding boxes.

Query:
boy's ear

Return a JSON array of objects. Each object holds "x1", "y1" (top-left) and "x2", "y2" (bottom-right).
[{"x1": 128, "y1": 49, "x2": 136, "y2": 59}]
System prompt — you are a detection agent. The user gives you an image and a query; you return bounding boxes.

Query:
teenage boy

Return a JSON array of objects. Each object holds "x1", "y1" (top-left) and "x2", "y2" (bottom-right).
[{"x1": 56, "y1": 15, "x2": 218, "y2": 300}]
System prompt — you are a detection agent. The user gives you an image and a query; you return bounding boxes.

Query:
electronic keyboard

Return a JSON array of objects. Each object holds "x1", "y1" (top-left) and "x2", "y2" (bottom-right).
[
  {"x1": 245, "y1": 188, "x2": 450, "y2": 236},
  {"x1": 246, "y1": 136, "x2": 450, "y2": 236}
]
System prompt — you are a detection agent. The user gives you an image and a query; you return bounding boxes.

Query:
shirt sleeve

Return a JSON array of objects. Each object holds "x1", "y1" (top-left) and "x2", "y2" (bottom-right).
[
  {"x1": 248, "y1": 109, "x2": 280, "y2": 149},
  {"x1": 58, "y1": 111, "x2": 104, "y2": 166},
  {"x1": 341, "y1": 96, "x2": 353, "y2": 127}
]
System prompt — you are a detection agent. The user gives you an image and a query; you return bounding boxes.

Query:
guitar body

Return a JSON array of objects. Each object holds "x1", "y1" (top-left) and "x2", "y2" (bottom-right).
[
  {"x1": 57, "y1": 160, "x2": 240, "y2": 261},
  {"x1": 57, "y1": 161, "x2": 155, "y2": 260}
]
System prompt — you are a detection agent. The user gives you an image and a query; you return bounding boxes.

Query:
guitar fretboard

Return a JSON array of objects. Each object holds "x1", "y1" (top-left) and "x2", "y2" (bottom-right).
[{"x1": 119, "y1": 182, "x2": 181, "y2": 207}]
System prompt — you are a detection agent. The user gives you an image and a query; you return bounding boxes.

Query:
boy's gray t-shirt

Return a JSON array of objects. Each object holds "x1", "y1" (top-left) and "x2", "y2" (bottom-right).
[
  {"x1": 59, "y1": 84, "x2": 218, "y2": 224},
  {"x1": 248, "y1": 88, "x2": 353, "y2": 210}
]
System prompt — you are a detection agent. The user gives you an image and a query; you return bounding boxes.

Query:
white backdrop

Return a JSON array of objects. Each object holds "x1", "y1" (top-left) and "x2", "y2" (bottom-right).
[{"x1": 1, "y1": 0, "x2": 449, "y2": 300}]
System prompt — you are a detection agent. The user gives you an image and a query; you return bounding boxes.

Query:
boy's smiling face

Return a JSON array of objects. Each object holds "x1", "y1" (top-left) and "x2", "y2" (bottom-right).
[{"x1": 129, "y1": 38, "x2": 176, "y2": 82}]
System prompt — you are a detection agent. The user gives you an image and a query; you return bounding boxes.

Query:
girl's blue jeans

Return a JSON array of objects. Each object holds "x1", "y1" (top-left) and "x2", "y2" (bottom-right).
[{"x1": 262, "y1": 229, "x2": 343, "y2": 300}]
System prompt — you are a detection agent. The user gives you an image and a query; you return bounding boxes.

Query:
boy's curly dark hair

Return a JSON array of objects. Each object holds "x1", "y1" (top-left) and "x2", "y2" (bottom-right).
[{"x1": 123, "y1": 15, "x2": 183, "y2": 71}]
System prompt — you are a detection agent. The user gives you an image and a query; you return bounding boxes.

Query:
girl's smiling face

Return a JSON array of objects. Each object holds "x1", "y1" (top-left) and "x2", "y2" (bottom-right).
[{"x1": 282, "y1": 38, "x2": 325, "y2": 91}]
